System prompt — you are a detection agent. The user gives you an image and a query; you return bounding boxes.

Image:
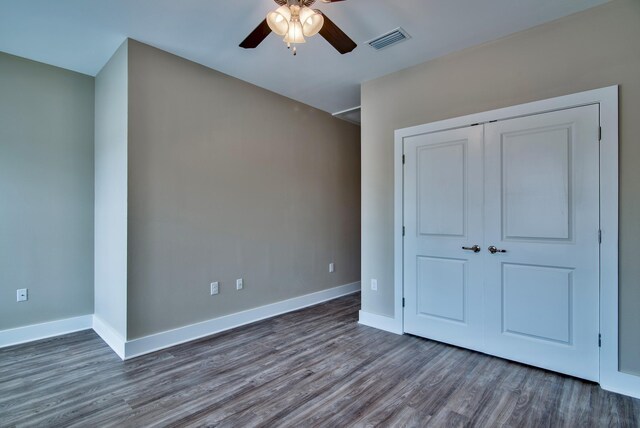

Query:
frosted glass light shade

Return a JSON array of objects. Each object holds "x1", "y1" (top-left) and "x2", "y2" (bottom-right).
[
  {"x1": 300, "y1": 7, "x2": 324, "y2": 37},
  {"x1": 267, "y1": 5, "x2": 291, "y2": 36},
  {"x1": 284, "y1": 20, "x2": 306, "y2": 44}
]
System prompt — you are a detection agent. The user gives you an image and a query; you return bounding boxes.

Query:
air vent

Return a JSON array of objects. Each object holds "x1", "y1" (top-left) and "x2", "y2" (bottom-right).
[{"x1": 368, "y1": 27, "x2": 411, "y2": 51}]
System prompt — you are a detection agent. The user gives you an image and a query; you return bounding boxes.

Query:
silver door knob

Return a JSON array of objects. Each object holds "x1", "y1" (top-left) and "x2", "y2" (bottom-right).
[
  {"x1": 488, "y1": 246, "x2": 507, "y2": 254},
  {"x1": 462, "y1": 245, "x2": 481, "y2": 253}
]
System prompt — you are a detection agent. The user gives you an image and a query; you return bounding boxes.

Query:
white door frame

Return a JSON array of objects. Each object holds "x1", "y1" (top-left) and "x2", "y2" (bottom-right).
[{"x1": 393, "y1": 86, "x2": 637, "y2": 398}]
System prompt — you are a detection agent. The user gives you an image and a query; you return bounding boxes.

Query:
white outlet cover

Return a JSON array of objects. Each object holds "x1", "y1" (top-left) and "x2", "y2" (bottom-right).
[
  {"x1": 236, "y1": 278, "x2": 243, "y2": 290},
  {"x1": 210, "y1": 282, "x2": 219, "y2": 295},
  {"x1": 329, "y1": 263, "x2": 335, "y2": 273},
  {"x1": 371, "y1": 279, "x2": 378, "y2": 291}
]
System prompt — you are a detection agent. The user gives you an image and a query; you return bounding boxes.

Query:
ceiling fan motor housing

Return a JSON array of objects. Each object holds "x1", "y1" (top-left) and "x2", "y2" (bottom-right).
[{"x1": 274, "y1": 0, "x2": 317, "y2": 6}]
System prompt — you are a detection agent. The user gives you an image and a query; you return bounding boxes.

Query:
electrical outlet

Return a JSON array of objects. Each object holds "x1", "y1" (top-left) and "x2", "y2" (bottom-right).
[
  {"x1": 329, "y1": 262, "x2": 335, "y2": 273},
  {"x1": 17, "y1": 288, "x2": 28, "y2": 302},
  {"x1": 210, "y1": 282, "x2": 219, "y2": 295},
  {"x1": 371, "y1": 279, "x2": 378, "y2": 291},
  {"x1": 236, "y1": 278, "x2": 243, "y2": 290}
]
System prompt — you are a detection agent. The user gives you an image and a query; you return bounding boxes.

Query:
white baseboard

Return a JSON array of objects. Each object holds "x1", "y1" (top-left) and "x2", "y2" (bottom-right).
[
  {"x1": 92, "y1": 315, "x2": 126, "y2": 360},
  {"x1": 358, "y1": 310, "x2": 403, "y2": 335},
  {"x1": 123, "y1": 281, "x2": 361, "y2": 360},
  {"x1": 0, "y1": 315, "x2": 93, "y2": 348},
  {"x1": 601, "y1": 370, "x2": 640, "y2": 399}
]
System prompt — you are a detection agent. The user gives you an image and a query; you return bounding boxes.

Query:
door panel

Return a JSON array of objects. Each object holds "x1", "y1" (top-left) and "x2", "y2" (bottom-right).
[
  {"x1": 417, "y1": 142, "x2": 466, "y2": 236},
  {"x1": 484, "y1": 105, "x2": 600, "y2": 381},
  {"x1": 404, "y1": 126, "x2": 484, "y2": 351},
  {"x1": 501, "y1": 263, "x2": 573, "y2": 344},
  {"x1": 417, "y1": 256, "x2": 466, "y2": 322},
  {"x1": 502, "y1": 127, "x2": 571, "y2": 240}
]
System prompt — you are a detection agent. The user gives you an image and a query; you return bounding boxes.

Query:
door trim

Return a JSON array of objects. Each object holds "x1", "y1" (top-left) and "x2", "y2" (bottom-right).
[{"x1": 392, "y1": 86, "x2": 637, "y2": 398}]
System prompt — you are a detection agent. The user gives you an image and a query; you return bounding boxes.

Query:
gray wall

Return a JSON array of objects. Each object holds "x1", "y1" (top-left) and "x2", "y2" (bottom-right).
[
  {"x1": 0, "y1": 53, "x2": 94, "y2": 330},
  {"x1": 94, "y1": 41, "x2": 128, "y2": 337},
  {"x1": 361, "y1": 0, "x2": 640, "y2": 375},
  {"x1": 126, "y1": 40, "x2": 361, "y2": 339}
]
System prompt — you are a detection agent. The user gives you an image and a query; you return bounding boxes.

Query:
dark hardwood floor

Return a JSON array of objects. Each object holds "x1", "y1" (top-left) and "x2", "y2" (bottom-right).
[{"x1": 1, "y1": 293, "x2": 639, "y2": 427}]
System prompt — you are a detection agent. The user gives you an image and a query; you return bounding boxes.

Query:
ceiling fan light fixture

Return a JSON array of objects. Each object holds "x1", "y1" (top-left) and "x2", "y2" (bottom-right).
[
  {"x1": 283, "y1": 20, "x2": 305, "y2": 44},
  {"x1": 300, "y1": 7, "x2": 324, "y2": 37},
  {"x1": 266, "y1": 5, "x2": 291, "y2": 36}
]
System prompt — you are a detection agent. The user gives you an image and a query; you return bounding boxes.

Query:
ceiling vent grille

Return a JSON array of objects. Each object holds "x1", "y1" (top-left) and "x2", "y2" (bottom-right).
[{"x1": 368, "y1": 27, "x2": 411, "y2": 51}]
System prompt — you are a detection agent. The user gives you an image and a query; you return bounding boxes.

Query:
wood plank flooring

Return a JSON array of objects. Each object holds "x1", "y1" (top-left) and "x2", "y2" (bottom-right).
[{"x1": 1, "y1": 293, "x2": 639, "y2": 427}]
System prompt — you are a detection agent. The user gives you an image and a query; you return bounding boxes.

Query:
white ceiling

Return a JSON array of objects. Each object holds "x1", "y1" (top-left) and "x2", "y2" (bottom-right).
[{"x1": 0, "y1": 0, "x2": 608, "y2": 115}]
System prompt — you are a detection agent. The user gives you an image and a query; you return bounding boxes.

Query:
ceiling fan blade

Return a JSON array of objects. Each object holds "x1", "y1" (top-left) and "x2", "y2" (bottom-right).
[
  {"x1": 318, "y1": 13, "x2": 356, "y2": 54},
  {"x1": 240, "y1": 19, "x2": 272, "y2": 49},
  {"x1": 320, "y1": 0, "x2": 347, "y2": 2}
]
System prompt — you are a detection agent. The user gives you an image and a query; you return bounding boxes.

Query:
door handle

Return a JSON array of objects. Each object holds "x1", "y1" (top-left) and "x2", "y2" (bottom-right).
[
  {"x1": 462, "y1": 245, "x2": 481, "y2": 253},
  {"x1": 488, "y1": 245, "x2": 507, "y2": 254}
]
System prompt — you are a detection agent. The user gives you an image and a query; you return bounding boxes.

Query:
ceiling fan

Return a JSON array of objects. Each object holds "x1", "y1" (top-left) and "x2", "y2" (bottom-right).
[{"x1": 240, "y1": 0, "x2": 356, "y2": 56}]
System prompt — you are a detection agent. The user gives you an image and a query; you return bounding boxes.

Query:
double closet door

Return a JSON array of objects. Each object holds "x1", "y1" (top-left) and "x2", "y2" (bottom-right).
[{"x1": 403, "y1": 105, "x2": 600, "y2": 381}]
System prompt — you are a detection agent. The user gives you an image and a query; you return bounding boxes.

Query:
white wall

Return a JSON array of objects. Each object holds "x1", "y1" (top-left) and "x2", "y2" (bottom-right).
[
  {"x1": 94, "y1": 40, "x2": 128, "y2": 338},
  {"x1": 125, "y1": 40, "x2": 361, "y2": 339},
  {"x1": 0, "y1": 52, "x2": 94, "y2": 331},
  {"x1": 360, "y1": 0, "x2": 640, "y2": 375}
]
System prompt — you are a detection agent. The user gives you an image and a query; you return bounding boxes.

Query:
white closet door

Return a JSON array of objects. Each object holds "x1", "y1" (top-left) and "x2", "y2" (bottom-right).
[
  {"x1": 483, "y1": 105, "x2": 600, "y2": 381},
  {"x1": 403, "y1": 126, "x2": 484, "y2": 351}
]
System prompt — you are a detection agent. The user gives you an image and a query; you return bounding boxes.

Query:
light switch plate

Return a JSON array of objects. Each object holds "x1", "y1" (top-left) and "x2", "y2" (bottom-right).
[
  {"x1": 17, "y1": 288, "x2": 28, "y2": 302},
  {"x1": 236, "y1": 278, "x2": 243, "y2": 290}
]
